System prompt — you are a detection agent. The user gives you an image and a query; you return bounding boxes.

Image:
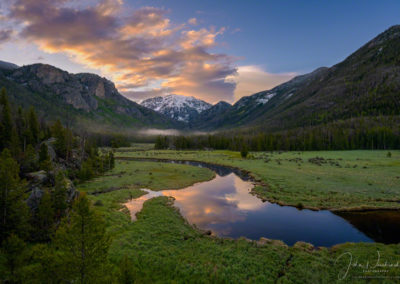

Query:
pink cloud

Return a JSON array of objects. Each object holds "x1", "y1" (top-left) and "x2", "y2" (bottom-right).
[{"x1": 8, "y1": 0, "x2": 237, "y2": 103}]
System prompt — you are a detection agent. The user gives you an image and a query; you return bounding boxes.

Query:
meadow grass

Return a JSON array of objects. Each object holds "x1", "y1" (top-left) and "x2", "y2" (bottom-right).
[
  {"x1": 79, "y1": 157, "x2": 400, "y2": 283},
  {"x1": 115, "y1": 149, "x2": 400, "y2": 210},
  {"x1": 78, "y1": 160, "x2": 215, "y2": 194}
]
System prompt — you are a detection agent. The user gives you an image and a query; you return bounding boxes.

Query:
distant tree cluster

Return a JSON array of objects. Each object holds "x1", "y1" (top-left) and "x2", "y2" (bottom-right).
[{"x1": 154, "y1": 116, "x2": 400, "y2": 152}]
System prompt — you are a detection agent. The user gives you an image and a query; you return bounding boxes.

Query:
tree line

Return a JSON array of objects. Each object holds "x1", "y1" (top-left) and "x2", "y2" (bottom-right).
[{"x1": 155, "y1": 115, "x2": 400, "y2": 151}]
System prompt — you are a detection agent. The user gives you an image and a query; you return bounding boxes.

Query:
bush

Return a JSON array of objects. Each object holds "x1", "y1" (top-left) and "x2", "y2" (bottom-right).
[{"x1": 240, "y1": 146, "x2": 248, "y2": 158}]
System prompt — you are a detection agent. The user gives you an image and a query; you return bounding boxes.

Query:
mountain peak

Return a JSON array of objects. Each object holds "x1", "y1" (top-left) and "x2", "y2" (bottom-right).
[
  {"x1": 0, "y1": 60, "x2": 19, "y2": 70},
  {"x1": 214, "y1": 101, "x2": 231, "y2": 107},
  {"x1": 141, "y1": 94, "x2": 211, "y2": 122},
  {"x1": 366, "y1": 25, "x2": 400, "y2": 48}
]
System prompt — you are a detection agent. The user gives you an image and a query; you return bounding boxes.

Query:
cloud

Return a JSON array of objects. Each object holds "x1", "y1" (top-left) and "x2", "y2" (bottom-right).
[
  {"x1": 7, "y1": 0, "x2": 237, "y2": 103},
  {"x1": 122, "y1": 88, "x2": 169, "y2": 102},
  {"x1": 0, "y1": 30, "x2": 12, "y2": 43},
  {"x1": 227, "y1": 65, "x2": 296, "y2": 102},
  {"x1": 163, "y1": 58, "x2": 236, "y2": 103},
  {"x1": 188, "y1": 17, "x2": 197, "y2": 25}
]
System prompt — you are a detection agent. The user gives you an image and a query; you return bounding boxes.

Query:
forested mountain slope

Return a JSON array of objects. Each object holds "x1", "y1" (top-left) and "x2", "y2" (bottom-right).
[
  {"x1": 0, "y1": 63, "x2": 182, "y2": 133},
  {"x1": 197, "y1": 25, "x2": 400, "y2": 132}
]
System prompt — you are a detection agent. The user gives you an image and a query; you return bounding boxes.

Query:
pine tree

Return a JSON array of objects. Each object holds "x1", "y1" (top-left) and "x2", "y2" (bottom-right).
[
  {"x1": 9, "y1": 127, "x2": 21, "y2": 160},
  {"x1": 53, "y1": 172, "x2": 68, "y2": 220},
  {"x1": 38, "y1": 143, "x2": 52, "y2": 171},
  {"x1": 0, "y1": 88, "x2": 13, "y2": 150},
  {"x1": 15, "y1": 107, "x2": 25, "y2": 137},
  {"x1": 53, "y1": 193, "x2": 110, "y2": 283},
  {"x1": 78, "y1": 159, "x2": 95, "y2": 181},
  {"x1": 32, "y1": 190, "x2": 54, "y2": 242},
  {"x1": 240, "y1": 145, "x2": 248, "y2": 158},
  {"x1": 1, "y1": 234, "x2": 27, "y2": 282},
  {"x1": 20, "y1": 144, "x2": 38, "y2": 173},
  {"x1": 51, "y1": 120, "x2": 67, "y2": 158},
  {"x1": 28, "y1": 107, "x2": 40, "y2": 145},
  {"x1": 0, "y1": 149, "x2": 30, "y2": 243}
]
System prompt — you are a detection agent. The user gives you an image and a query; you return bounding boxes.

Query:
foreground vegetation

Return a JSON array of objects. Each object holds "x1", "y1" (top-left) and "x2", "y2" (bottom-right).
[
  {"x1": 115, "y1": 149, "x2": 400, "y2": 211},
  {"x1": 82, "y1": 158, "x2": 399, "y2": 283},
  {"x1": 0, "y1": 88, "x2": 116, "y2": 282}
]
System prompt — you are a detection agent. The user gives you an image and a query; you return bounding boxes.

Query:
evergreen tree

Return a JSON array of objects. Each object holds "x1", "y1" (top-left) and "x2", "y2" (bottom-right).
[
  {"x1": 32, "y1": 190, "x2": 54, "y2": 242},
  {"x1": 51, "y1": 120, "x2": 67, "y2": 158},
  {"x1": 0, "y1": 149, "x2": 30, "y2": 243},
  {"x1": 53, "y1": 172, "x2": 68, "y2": 220},
  {"x1": 28, "y1": 107, "x2": 40, "y2": 145},
  {"x1": 53, "y1": 193, "x2": 110, "y2": 283},
  {"x1": 27, "y1": 243, "x2": 59, "y2": 283},
  {"x1": 9, "y1": 127, "x2": 21, "y2": 160},
  {"x1": 0, "y1": 88, "x2": 13, "y2": 150},
  {"x1": 78, "y1": 159, "x2": 95, "y2": 181},
  {"x1": 1, "y1": 234, "x2": 27, "y2": 282},
  {"x1": 20, "y1": 144, "x2": 37, "y2": 173},
  {"x1": 38, "y1": 143, "x2": 52, "y2": 171},
  {"x1": 240, "y1": 145, "x2": 248, "y2": 158}
]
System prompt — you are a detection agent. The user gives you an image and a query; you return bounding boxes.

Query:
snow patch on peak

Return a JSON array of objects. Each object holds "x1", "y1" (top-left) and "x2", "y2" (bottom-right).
[
  {"x1": 256, "y1": 92, "x2": 276, "y2": 104},
  {"x1": 141, "y1": 94, "x2": 212, "y2": 122}
]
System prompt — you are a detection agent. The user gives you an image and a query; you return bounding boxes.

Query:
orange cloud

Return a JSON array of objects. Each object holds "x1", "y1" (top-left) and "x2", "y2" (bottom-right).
[
  {"x1": 227, "y1": 65, "x2": 296, "y2": 102},
  {"x1": 9, "y1": 0, "x2": 237, "y2": 103}
]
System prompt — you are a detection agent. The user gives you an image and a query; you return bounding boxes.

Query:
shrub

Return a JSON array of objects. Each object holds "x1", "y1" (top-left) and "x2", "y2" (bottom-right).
[{"x1": 240, "y1": 146, "x2": 248, "y2": 158}]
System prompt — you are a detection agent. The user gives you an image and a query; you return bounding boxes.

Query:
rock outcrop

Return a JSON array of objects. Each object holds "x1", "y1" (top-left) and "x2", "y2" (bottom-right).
[{"x1": 1, "y1": 63, "x2": 182, "y2": 130}]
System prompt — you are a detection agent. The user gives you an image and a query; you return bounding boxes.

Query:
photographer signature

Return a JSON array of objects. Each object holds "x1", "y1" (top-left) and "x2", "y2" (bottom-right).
[{"x1": 335, "y1": 251, "x2": 399, "y2": 280}]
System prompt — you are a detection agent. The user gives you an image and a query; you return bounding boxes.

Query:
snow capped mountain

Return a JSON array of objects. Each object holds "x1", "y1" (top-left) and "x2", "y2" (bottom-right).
[{"x1": 140, "y1": 94, "x2": 212, "y2": 122}]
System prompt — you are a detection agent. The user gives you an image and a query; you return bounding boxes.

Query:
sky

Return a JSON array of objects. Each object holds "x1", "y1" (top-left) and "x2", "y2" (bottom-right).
[{"x1": 0, "y1": 0, "x2": 399, "y2": 104}]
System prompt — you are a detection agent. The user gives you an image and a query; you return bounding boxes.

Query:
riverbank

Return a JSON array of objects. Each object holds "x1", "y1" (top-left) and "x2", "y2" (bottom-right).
[
  {"x1": 78, "y1": 159, "x2": 215, "y2": 194},
  {"x1": 115, "y1": 149, "x2": 400, "y2": 211},
  {"x1": 77, "y1": 157, "x2": 400, "y2": 282}
]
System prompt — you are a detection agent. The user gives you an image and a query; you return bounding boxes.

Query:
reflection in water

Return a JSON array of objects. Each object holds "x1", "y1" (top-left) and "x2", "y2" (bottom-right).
[
  {"x1": 124, "y1": 190, "x2": 163, "y2": 221},
  {"x1": 336, "y1": 211, "x2": 400, "y2": 244},
  {"x1": 163, "y1": 174, "x2": 263, "y2": 233},
  {"x1": 123, "y1": 160, "x2": 400, "y2": 246}
]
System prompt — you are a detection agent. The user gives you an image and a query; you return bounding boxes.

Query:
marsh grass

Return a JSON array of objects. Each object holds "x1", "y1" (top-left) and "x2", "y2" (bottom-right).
[
  {"x1": 78, "y1": 160, "x2": 215, "y2": 194},
  {"x1": 115, "y1": 149, "x2": 400, "y2": 210},
  {"x1": 79, "y1": 158, "x2": 400, "y2": 283}
]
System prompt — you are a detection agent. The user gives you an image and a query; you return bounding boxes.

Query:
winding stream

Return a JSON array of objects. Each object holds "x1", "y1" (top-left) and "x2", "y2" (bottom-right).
[{"x1": 123, "y1": 159, "x2": 400, "y2": 247}]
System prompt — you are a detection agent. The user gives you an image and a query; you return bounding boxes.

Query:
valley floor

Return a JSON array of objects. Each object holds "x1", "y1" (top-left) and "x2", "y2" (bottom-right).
[
  {"x1": 114, "y1": 149, "x2": 400, "y2": 211},
  {"x1": 78, "y1": 149, "x2": 400, "y2": 283}
]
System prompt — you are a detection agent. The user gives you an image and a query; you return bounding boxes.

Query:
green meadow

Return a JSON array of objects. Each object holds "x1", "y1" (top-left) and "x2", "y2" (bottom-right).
[
  {"x1": 78, "y1": 160, "x2": 215, "y2": 194},
  {"x1": 77, "y1": 153, "x2": 400, "y2": 283},
  {"x1": 114, "y1": 149, "x2": 400, "y2": 211}
]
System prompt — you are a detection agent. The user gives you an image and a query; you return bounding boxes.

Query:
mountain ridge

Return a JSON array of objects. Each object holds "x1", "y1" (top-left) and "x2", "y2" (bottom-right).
[
  {"x1": 0, "y1": 62, "x2": 183, "y2": 133},
  {"x1": 141, "y1": 94, "x2": 212, "y2": 122},
  {"x1": 192, "y1": 25, "x2": 400, "y2": 132},
  {"x1": 1, "y1": 25, "x2": 399, "y2": 135}
]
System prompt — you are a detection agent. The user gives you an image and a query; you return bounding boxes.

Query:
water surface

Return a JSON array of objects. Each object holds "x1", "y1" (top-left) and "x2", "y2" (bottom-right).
[{"x1": 123, "y1": 159, "x2": 400, "y2": 246}]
